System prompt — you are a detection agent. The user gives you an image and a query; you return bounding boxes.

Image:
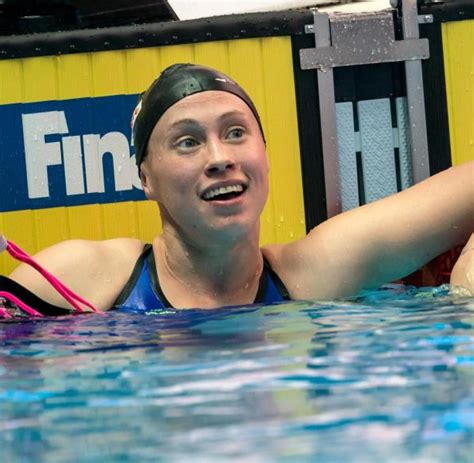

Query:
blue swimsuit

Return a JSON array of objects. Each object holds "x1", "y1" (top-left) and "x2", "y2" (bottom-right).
[{"x1": 114, "y1": 244, "x2": 290, "y2": 312}]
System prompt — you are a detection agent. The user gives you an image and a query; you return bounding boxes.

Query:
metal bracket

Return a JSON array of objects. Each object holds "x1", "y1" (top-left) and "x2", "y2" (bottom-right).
[
  {"x1": 300, "y1": 11, "x2": 429, "y2": 70},
  {"x1": 418, "y1": 14, "x2": 433, "y2": 24},
  {"x1": 299, "y1": 1, "x2": 431, "y2": 218},
  {"x1": 305, "y1": 13, "x2": 434, "y2": 31}
]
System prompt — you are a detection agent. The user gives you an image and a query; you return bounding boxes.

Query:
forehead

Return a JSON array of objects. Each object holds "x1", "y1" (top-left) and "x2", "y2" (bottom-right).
[{"x1": 156, "y1": 90, "x2": 255, "y2": 128}]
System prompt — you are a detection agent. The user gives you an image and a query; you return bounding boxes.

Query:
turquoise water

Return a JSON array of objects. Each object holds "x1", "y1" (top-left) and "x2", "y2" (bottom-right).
[{"x1": 1, "y1": 285, "x2": 473, "y2": 462}]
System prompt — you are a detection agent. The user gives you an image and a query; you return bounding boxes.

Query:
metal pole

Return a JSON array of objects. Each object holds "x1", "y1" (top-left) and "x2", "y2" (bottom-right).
[
  {"x1": 401, "y1": 0, "x2": 431, "y2": 182},
  {"x1": 313, "y1": 12, "x2": 342, "y2": 218}
]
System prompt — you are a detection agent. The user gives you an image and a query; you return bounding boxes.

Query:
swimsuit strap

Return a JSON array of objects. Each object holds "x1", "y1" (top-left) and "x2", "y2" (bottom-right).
[
  {"x1": 147, "y1": 248, "x2": 290, "y2": 306},
  {"x1": 115, "y1": 244, "x2": 290, "y2": 311},
  {"x1": 146, "y1": 245, "x2": 173, "y2": 308},
  {"x1": 113, "y1": 244, "x2": 171, "y2": 311},
  {"x1": 114, "y1": 244, "x2": 155, "y2": 305},
  {"x1": 254, "y1": 257, "x2": 290, "y2": 303}
]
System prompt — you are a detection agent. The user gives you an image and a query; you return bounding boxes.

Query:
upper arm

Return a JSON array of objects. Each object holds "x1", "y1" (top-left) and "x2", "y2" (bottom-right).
[
  {"x1": 267, "y1": 161, "x2": 474, "y2": 299},
  {"x1": 9, "y1": 238, "x2": 143, "y2": 310}
]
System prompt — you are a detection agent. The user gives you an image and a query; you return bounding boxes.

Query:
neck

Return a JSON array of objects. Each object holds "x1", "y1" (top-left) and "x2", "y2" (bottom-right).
[{"x1": 154, "y1": 224, "x2": 263, "y2": 307}]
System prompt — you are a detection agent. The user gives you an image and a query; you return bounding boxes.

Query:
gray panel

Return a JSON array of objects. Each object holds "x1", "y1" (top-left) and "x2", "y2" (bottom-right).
[
  {"x1": 336, "y1": 102, "x2": 359, "y2": 211},
  {"x1": 395, "y1": 97, "x2": 413, "y2": 190},
  {"x1": 358, "y1": 98, "x2": 397, "y2": 203}
]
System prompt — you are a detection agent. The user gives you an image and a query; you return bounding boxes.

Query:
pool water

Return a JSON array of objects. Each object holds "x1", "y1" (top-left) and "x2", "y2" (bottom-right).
[{"x1": 1, "y1": 285, "x2": 473, "y2": 462}]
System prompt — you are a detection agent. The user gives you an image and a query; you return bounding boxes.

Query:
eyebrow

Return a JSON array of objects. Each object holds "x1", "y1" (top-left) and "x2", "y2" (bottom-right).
[
  {"x1": 169, "y1": 110, "x2": 249, "y2": 132},
  {"x1": 166, "y1": 120, "x2": 207, "y2": 144},
  {"x1": 168, "y1": 119, "x2": 204, "y2": 133},
  {"x1": 217, "y1": 110, "x2": 248, "y2": 123}
]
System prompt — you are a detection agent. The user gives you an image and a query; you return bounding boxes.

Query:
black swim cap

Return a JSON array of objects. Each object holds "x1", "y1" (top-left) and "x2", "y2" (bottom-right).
[{"x1": 131, "y1": 63, "x2": 265, "y2": 168}]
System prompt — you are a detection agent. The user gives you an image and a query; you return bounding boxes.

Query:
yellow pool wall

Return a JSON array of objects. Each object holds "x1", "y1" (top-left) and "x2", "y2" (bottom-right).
[{"x1": 0, "y1": 37, "x2": 306, "y2": 274}]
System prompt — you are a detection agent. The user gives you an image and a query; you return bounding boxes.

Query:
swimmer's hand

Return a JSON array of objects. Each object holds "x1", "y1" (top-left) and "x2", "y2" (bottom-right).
[{"x1": 450, "y1": 234, "x2": 474, "y2": 296}]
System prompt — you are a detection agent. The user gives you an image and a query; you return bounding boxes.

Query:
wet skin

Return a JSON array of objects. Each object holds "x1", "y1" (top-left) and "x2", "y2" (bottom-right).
[
  {"x1": 138, "y1": 91, "x2": 271, "y2": 306},
  {"x1": 6, "y1": 91, "x2": 474, "y2": 309},
  {"x1": 140, "y1": 91, "x2": 269, "y2": 249}
]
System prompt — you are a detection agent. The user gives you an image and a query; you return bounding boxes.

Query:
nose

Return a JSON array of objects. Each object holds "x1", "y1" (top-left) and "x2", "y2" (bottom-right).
[{"x1": 204, "y1": 140, "x2": 236, "y2": 176}]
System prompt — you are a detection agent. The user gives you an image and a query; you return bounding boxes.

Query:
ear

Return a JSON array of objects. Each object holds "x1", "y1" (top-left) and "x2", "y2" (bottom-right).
[{"x1": 139, "y1": 164, "x2": 155, "y2": 200}]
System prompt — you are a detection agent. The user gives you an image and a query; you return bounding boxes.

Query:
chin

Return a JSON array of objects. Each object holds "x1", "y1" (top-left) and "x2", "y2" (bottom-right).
[{"x1": 208, "y1": 216, "x2": 258, "y2": 241}]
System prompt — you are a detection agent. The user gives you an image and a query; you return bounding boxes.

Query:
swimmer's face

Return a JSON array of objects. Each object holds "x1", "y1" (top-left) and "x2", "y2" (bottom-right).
[{"x1": 140, "y1": 91, "x2": 269, "y2": 243}]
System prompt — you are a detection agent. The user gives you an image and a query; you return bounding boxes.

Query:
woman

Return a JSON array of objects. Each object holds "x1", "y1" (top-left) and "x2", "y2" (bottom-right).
[{"x1": 7, "y1": 64, "x2": 474, "y2": 311}]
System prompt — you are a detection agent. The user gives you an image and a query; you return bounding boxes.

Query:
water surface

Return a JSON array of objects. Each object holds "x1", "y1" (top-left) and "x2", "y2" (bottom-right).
[{"x1": 1, "y1": 285, "x2": 473, "y2": 462}]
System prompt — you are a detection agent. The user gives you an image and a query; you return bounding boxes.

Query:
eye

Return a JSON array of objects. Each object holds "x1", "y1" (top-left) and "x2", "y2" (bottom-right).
[
  {"x1": 176, "y1": 137, "x2": 200, "y2": 150},
  {"x1": 227, "y1": 128, "x2": 244, "y2": 140}
]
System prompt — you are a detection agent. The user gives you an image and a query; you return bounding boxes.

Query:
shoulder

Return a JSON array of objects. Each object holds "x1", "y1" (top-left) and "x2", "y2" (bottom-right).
[
  {"x1": 9, "y1": 238, "x2": 145, "y2": 310},
  {"x1": 261, "y1": 225, "x2": 364, "y2": 300},
  {"x1": 261, "y1": 241, "x2": 321, "y2": 299},
  {"x1": 13, "y1": 238, "x2": 144, "y2": 273}
]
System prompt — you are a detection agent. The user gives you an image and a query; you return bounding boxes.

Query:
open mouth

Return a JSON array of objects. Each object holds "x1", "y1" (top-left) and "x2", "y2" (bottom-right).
[{"x1": 202, "y1": 184, "x2": 246, "y2": 201}]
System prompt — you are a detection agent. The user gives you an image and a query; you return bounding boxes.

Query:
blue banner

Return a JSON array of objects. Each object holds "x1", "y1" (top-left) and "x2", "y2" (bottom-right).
[{"x1": 0, "y1": 95, "x2": 146, "y2": 213}]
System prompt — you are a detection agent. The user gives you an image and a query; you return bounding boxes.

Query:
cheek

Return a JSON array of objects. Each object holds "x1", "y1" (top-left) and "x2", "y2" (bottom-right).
[
  {"x1": 251, "y1": 148, "x2": 270, "y2": 179},
  {"x1": 258, "y1": 152, "x2": 270, "y2": 198},
  {"x1": 264, "y1": 154, "x2": 270, "y2": 175},
  {"x1": 155, "y1": 163, "x2": 199, "y2": 202}
]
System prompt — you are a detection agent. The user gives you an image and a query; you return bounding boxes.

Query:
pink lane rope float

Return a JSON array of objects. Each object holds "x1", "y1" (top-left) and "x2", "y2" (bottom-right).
[{"x1": 0, "y1": 235, "x2": 99, "y2": 318}]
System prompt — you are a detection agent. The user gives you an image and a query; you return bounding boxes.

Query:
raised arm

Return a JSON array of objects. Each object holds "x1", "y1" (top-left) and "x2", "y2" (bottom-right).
[{"x1": 266, "y1": 160, "x2": 474, "y2": 299}]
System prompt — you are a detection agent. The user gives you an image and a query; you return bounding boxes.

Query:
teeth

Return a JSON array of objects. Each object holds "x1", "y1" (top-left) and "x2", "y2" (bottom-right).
[{"x1": 203, "y1": 184, "x2": 244, "y2": 200}]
